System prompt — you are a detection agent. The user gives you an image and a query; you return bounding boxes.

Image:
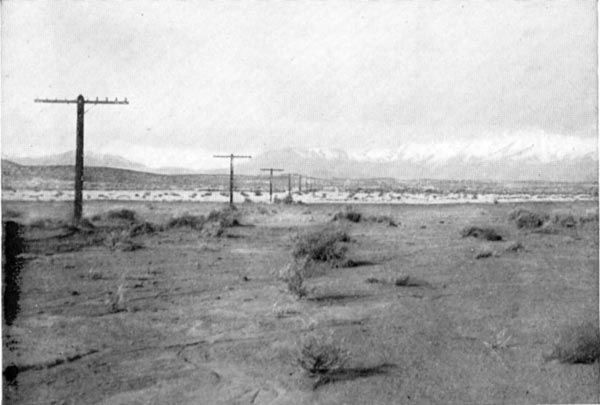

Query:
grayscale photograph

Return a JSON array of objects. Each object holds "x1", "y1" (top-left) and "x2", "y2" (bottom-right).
[{"x1": 1, "y1": 0, "x2": 599, "y2": 404}]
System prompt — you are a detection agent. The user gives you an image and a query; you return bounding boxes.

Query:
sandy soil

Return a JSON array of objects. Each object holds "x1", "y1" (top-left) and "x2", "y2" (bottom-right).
[{"x1": 2, "y1": 200, "x2": 599, "y2": 404}]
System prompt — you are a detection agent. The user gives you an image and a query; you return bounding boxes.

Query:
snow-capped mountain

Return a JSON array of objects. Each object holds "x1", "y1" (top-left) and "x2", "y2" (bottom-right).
[
  {"x1": 235, "y1": 134, "x2": 597, "y2": 181},
  {"x1": 4, "y1": 133, "x2": 597, "y2": 181},
  {"x1": 347, "y1": 133, "x2": 595, "y2": 165}
]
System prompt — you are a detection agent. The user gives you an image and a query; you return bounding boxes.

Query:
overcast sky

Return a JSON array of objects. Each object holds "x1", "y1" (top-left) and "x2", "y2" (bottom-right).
[{"x1": 1, "y1": 0, "x2": 597, "y2": 169}]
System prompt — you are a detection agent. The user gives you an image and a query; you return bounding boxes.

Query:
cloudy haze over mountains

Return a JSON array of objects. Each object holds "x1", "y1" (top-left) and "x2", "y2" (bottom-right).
[{"x1": 5, "y1": 130, "x2": 597, "y2": 181}]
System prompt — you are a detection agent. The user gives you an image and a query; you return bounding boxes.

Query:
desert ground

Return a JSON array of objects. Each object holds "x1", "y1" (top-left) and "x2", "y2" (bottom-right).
[{"x1": 2, "y1": 199, "x2": 599, "y2": 404}]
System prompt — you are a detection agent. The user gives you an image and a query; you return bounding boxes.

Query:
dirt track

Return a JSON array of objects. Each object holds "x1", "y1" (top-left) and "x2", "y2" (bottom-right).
[{"x1": 2, "y1": 201, "x2": 599, "y2": 404}]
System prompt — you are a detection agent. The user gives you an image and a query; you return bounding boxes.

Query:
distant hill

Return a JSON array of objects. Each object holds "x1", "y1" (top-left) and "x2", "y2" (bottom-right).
[
  {"x1": 4, "y1": 151, "x2": 199, "y2": 175},
  {"x1": 2, "y1": 159, "x2": 596, "y2": 196}
]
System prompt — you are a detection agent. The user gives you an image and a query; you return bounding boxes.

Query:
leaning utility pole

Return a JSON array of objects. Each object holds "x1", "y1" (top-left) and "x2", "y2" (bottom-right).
[
  {"x1": 34, "y1": 95, "x2": 129, "y2": 223},
  {"x1": 213, "y1": 154, "x2": 252, "y2": 205},
  {"x1": 260, "y1": 168, "x2": 283, "y2": 202}
]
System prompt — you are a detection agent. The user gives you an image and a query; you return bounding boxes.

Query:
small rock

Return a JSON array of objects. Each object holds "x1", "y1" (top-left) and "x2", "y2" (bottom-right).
[{"x1": 475, "y1": 250, "x2": 493, "y2": 259}]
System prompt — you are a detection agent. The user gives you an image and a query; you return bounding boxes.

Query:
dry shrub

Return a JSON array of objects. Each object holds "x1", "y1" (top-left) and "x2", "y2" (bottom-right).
[
  {"x1": 507, "y1": 208, "x2": 529, "y2": 221},
  {"x1": 109, "y1": 284, "x2": 127, "y2": 313},
  {"x1": 367, "y1": 215, "x2": 398, "y2": 227},
  {"x1": 201, "y1": 221, "x2": 226, "y2": 238},
  {"x1": 274, "y1": 194, "x2": 294, "y2": 205},
  {"x1": 107, "y1": 230, "x2": 144, "y2": 251},
  {"x1": 29, "y1": 218, "x2": 53, "y2": 229},
  {"x1": 461, "y1": 226, "x2": 502, "y2": 241},
  {"x1": 3, "y1": 209, "x2": 22, "y2": 218},
  {"x1": 475, "y1": 249, "x2": 493, "y2": 259},
  {"x1": 107, "y1": 209, "x2": 137, "y2": 222},
  {"x1": 167, "y1": 214, "x2": 205, "y2": 230},
  {"x1": 129, "y1": 221, "x2": 158, "y2": 237},
  {"x1": 298, "y1": 335, "x2": 348, "y2": 376},
  {"x1": 293, "y1": 226, "x2": 350, "y2": 266},
  {"x1": 166, "y1": 208, "x2": 240, "y2": 236},
  {"x1": 207, "y1": 207, "x2": 240, "y2": 227},
  {"x1": 77, "y1": 218, "x2": 96, "y2": 231},
  {"x1": 332, "y1": 207, "x2": 362, "y2": 223},
  {"x1": 552, "y1": 212, "x2": 577, "y2": 228},
  {"x1": 509, "y1": 208, "x2": 548, "y2": 229},
  {"x1": 504, "y1": 241, "x2": 524, "y2": 252},
  {"x1": 285, "y1": 257, "x2": 312, "y2": 298},
  {"x1": 579, "y1": 210, "x2": 599, "y2": 225},
  {"x1": 532, "y1": 223, "x2": 561, "y2": 235},
  {"x1": 548, "y1": 321, "x2": 600, "y2": 364},
  {"x1": 394, "y1": 276, "x2": 431, "y2": 287}
]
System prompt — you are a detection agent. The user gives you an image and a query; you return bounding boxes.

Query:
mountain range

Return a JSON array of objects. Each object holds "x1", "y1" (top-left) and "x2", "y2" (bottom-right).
[{"x1": 4, "y1": 142, "x2": 598, "y2": 182}]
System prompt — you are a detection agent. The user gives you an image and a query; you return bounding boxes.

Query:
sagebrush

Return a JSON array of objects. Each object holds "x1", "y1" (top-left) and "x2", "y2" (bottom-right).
[
  {"x1": 461, "y1": 226, "x2": 502, "y2": 241},
  {"x1": 293, "y1": 226, "x2": 350, "y2": 265},
  {"x1": 298, "y1": 335, "x2": 348, "y2": 375}
]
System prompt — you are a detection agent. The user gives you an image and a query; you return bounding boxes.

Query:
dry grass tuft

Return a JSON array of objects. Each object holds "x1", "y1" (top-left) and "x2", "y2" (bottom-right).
[
  {"x1": 548, "y1": 321, "x2": 600, "y2": 364},
  {"x1": 106, "y1": 209, "x2": 137, "y2": 222},
  {"x1": 109, "y1": 284, "x2": 127, "y2": 313},
  {"x1": 461, "y1": 226, "x2": 503, "y2": 241}
]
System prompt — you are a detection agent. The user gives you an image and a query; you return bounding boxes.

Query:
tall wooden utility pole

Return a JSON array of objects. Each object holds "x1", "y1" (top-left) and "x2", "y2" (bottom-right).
[
  {"x1": 213, "y1": 154, "x2": 251, "y2": 205},
  {"x1": 34, "y1": 95, "x2": 129, "y2": 223},
  {"x1": 299, "y1": 175, "x2": 302, "y2": 193},
  {"x1": 260, "y1": 168, "x2": 283, "y2": 202},
  {"x1": 288, "y1": 174, "x2": 292, "y2": 196}
]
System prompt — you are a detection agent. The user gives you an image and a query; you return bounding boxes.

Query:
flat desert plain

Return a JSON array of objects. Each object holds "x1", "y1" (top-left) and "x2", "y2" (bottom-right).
[{"x1": 2, "y1": 200, "x2": 599, "y2": 404}]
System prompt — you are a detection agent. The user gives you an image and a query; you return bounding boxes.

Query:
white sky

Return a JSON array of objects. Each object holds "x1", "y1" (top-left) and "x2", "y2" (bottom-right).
[{"x1": 1, "y1": 0, "x2": 597, "y2": 169}]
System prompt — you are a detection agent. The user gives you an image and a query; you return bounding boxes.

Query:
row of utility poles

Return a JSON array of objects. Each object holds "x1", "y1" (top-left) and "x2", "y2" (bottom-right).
[{"x1": 35, "y1": 93, "x2": 318, "y2": 222}]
